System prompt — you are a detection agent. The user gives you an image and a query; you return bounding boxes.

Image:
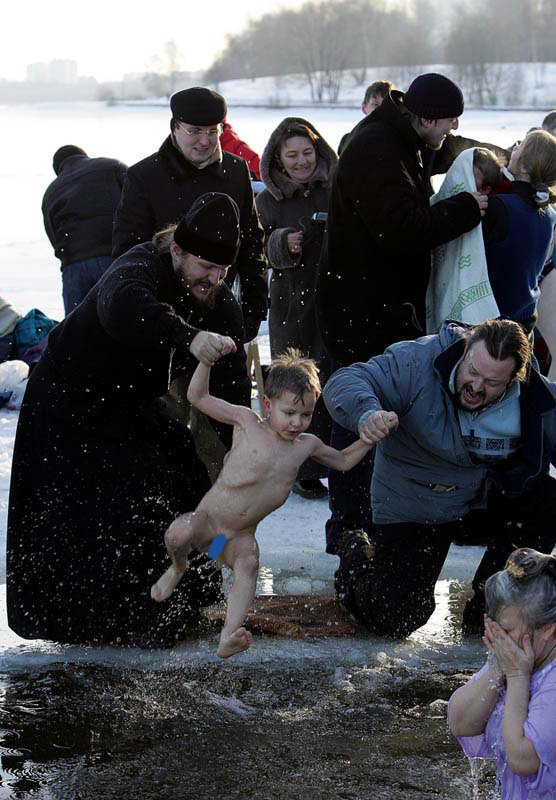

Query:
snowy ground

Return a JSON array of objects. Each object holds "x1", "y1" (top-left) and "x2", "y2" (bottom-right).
[{"x1": 1, "y1": 101, "x2": 545, "y2": 660}]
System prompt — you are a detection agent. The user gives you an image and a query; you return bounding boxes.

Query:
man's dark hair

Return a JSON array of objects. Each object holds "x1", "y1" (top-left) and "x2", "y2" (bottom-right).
[
  {"x1": 542, "y1": 110, "x2": 556, "y2": 134},
  {"x1": 464, "y1": 319, "x2": 531, "y2": 382},
  {"x1": 363, "y1": 80, "x2": 393, "y2": 106}
]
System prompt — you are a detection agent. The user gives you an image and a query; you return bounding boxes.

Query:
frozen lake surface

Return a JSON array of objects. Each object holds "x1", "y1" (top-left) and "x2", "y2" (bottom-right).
[{"x1": 0, "y1": 102, "x2": 540, "y2": 798}]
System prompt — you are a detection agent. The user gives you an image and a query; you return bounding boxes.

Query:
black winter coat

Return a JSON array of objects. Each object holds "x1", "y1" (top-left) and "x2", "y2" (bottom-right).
[
  {"x1": 112, "y1": 136, "x2": 267, "y2": 341},
  {"x1": 6, "y1": 244, "x2": 250, "y2": 645},
  {"x1": 42, "y1": 154, "x2": 127, "y2": 268},
  {"x1": 316, "y1": 91, "x2": 483, "y2": 367}
]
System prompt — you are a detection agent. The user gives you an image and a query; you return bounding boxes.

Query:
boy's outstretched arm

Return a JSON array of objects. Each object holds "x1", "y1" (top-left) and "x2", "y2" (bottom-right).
[
  {"x1": 310, "y1": 437, "x2": 371, "y2": 472},
  {"x1": 310, "y1": 411, "x2": 398, "y2": 472},
  {"x1": 187, "y1": 336, "x2": 257, "y2": 427}
]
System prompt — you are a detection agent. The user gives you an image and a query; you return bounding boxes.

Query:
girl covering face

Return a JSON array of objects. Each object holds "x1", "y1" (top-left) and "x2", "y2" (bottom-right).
[{"x1": 448, "y1": 548, "x2": 556, "y2": 799}]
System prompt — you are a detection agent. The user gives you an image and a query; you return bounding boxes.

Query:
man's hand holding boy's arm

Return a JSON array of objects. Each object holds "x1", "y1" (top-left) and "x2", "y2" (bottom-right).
[
  {"x1": 187, "y1": 335, "x2": 256, "y2": 428},
  {"x1": 310, "y1": 420, "x2": 400, "y2": 471},
  {"x1": 189, "y1": 332, "x2": 236, "y2": 366},
  {"x1": 358, "y1": 410, "x2": 399, "y2": 445}
]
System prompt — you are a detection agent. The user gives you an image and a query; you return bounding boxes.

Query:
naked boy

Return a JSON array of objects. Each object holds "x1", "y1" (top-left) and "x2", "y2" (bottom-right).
[{"x1": 151, "y1": 344, "x2": 393, "y2": 658}]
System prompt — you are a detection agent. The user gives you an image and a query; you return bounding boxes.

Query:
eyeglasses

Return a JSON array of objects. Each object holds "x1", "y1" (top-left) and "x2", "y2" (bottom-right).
[{"x1": 178, "y1": 123, "x2": 222, "y2": 139}]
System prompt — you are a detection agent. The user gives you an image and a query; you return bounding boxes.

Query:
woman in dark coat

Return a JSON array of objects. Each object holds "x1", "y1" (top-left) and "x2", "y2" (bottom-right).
[
  {"x1": 6, "y1": 194, "x2": 250, "y2": 646},
  {"x1": 256, "y1": 118, "x2": 337, "y2": 498}
]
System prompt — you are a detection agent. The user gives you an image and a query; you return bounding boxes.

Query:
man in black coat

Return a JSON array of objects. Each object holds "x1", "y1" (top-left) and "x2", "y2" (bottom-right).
[
  {"x1": 42, "y1": 145, "x2": 127, "y2": 315},
  {"x1": 6, "y1": 193, "x2": 251, "y2": 646},
  {"x1": 112, "y1": 87, "x2": 267, "y2": 343},
  {"x1": 316, "y1": 73, "x2": 491, "y2": 555}
]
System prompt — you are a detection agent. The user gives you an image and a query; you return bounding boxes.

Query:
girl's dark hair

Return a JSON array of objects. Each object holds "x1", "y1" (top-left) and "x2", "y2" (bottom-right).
[{"x1": 485, "y1": 548, "x2": 556, "y2": 628}]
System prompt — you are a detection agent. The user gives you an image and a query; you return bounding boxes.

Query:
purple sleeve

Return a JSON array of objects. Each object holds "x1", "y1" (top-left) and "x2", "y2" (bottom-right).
[
  {"x1": 523, "y1": 669, "x2": 556, "y2": 794},
  {"x1": 458, "y1": 732, "x2": 491, "y2": 759},
  {"x1": 449, "y1": 662, "x2": 494, "y2": 759}
]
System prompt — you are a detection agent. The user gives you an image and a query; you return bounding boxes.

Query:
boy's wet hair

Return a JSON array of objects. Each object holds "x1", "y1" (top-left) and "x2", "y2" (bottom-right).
[
  {"x1": 472, "y1": 147, "x2": 502, "y2": 189},
  {"x1": 265, "y1": 348, "x2": 321, "y2": 403}
]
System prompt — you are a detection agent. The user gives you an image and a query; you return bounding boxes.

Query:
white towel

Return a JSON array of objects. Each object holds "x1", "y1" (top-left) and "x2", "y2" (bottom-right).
[
  {"x1": 0, "y1": 296, "x2": 22, "y2": 338},
  {"x1": 425, "y1": 148, "x2": 499, "y2": 333}
]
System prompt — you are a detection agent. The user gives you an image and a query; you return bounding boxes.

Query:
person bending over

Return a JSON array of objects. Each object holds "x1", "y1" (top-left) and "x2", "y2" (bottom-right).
[
  {"x1": 151, "y1": 349, "x2": 383, "y2": 659},
  {"x1": 426, "y1": 146, "x2": 503, "y2": 332},
  {"x1": 448, "y1": 547, "x2": 556, "y2": 799}
]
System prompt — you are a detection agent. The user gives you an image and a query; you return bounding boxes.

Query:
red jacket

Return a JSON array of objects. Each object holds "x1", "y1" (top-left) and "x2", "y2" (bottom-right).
[{"x1": 220, "y1": 121, "x2": 261, "y2": 180}]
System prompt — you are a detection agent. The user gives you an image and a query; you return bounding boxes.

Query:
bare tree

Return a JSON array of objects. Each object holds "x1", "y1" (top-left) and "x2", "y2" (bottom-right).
[
  {"x1": 144, "y1": 39, "x2": 183, "y2": 98},
  {"x1": 289, "y1": 0, "x2": 358, "y2": 102},
  {"x1": 446, "y1": 4, "x2": 516, "y2": 105}
]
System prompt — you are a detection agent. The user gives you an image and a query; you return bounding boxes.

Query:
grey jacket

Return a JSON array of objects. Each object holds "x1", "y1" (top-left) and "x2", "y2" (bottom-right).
[{"x1": 324, "y1": 322, "x2": 556, "y2": 525}]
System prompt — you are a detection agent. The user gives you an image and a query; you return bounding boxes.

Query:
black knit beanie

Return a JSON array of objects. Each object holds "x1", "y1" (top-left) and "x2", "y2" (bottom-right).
[
  {"x1": 170, "y1": 87, "x2": 227, "y2": 125},
  {"x1": 404, "y1": 73, "x2": 464, "y2": 120},
  {"x1": 52, "y1": 145, "x2": 87, "y2": 175},
  {"x1": 174, "y1": 192, "x2": 240, "y2": 265}
]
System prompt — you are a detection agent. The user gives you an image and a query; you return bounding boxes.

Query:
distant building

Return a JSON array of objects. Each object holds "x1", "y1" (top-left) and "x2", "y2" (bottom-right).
[
  {"x1": 26, "y1": 59, "x2": 77, "y2": 85},
  {"x1": 26, "y1": 63, "x2": 49, "y2": 83}
]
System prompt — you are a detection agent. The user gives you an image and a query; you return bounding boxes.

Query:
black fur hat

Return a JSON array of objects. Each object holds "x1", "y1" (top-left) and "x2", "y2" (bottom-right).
[
  {"x1": 170, "y1": 87, "x2": 227, "y2": 125},
  {"x1": 174, "y1": 192, "x2": 240, "y2": 266}
]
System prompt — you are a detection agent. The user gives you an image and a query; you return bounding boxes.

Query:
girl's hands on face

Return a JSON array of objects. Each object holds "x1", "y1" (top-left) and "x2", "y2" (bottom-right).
[
  {"x1": 483, "y1": 614, "x2": 504, "y2": 681},
  {"x1": 483, "y1": 615, "x2": 535, "y2": 679}
]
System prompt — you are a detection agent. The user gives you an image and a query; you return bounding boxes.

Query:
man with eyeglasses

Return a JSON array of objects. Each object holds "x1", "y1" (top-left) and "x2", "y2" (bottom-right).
[{"x1": 112, "y1": 87, "x2": 267, "y2": 345}]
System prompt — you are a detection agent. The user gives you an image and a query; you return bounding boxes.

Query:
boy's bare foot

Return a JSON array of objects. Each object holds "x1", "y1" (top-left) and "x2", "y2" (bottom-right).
[
  {"x1": 217, "y1": 627, "x2": 252, "y2": 659},
  {"x1": 150, "y1": 565, "x2": 184, "y2": 602}
]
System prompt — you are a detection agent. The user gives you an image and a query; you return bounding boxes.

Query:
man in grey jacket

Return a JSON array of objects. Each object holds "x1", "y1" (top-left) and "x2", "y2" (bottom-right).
[{"x1": 324, "y1": 319, "x2": 556, "y2": 637}]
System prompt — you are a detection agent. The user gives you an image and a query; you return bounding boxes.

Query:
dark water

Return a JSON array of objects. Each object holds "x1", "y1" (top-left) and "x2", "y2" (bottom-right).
[
  {"x1": 1, "y1": 655, "x2": 497, "y2": 800},
  {"x1": 0, "y1": 584, "x2": 498, "y2": 800}
]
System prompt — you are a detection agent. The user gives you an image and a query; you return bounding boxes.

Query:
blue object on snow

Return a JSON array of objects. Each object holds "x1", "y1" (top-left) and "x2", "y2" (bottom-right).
[{"x1": 208, "y1": 534, "x2": 227, "y2": 559}]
